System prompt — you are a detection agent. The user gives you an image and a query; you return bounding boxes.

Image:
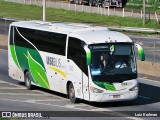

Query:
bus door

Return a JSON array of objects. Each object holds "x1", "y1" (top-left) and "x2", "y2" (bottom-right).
[
  {"x1": 67, "y1": 37, "x2": 85, "y2": 99},
  {"x1": 82, "y1": 46, "x2": 90, "y2": 101}
]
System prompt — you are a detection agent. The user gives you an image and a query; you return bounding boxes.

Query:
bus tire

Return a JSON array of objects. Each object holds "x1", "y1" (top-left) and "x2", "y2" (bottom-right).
[
  {"x1": 68, "y1": 83, "x2": 77, "y2": 103},
  {"x1": 24, "y1": 71, "x2": 32, "y2": 90}
]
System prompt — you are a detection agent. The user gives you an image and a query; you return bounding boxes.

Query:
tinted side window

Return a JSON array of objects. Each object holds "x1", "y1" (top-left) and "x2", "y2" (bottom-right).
[
  {"x1": 9, "y1": 26, "x2": 13, "y2": 45},
  {"x1": 14, "y1": 27, "x2": 34, "y2": 49},
  {"x1": 68, "y1": 37, "x2": 88, "y2": 76},
  {"x1": 14, "y1": 27, "x2": 67, "y2": 55},
  {"x1": 35, "y1": 31, "x2": 67, "y2": 55}
]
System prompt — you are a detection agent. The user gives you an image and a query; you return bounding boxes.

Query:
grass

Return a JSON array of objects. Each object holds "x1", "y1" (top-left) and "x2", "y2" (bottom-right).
[
  {"x1": 125, "y1": 5, "x2": 160, "y2": 12},
  {"x1": 127, "y1": 0, "x2": 159, "y2": 5},
  {"x1": 126, "y1": 0, "x2": 160, "y2": 12},
  {"x1": 0, "y1": 0, "x2": 160, "y2": 29}
]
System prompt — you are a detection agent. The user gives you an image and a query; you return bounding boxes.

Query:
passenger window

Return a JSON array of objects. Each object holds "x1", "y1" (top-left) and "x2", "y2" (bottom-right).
[
  {"x1": 14, "y1": 27, "x2": 67, "y2": 56},
  {"x1": 9, "y1": 26, "x2": 13, "y2": 45}
]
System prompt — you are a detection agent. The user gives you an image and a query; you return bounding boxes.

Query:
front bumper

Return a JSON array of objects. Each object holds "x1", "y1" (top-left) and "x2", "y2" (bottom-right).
[{"x1": 89, "y1": 90, "x2": 138, "y2": 102}]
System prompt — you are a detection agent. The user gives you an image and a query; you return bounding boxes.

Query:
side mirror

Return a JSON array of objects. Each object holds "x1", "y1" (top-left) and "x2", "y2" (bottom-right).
[
  {"x1": 134, "y1": 43, "x2": 145, "y2": 61},
  {"x1": 84, "y1": 46, "x2": 91, "y2": 65}
]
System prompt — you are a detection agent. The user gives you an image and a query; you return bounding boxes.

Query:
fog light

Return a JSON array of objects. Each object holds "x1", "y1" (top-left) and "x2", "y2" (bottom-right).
[{"x1": 129, "y1": 84, "x2": 138, "y2": 91}]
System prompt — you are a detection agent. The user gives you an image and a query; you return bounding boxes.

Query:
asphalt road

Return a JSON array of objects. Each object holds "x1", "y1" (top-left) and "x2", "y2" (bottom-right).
[
  {"x1": 129, "y1": 36, "x2": 160, "y2": 62},
  {"x1": 0, "y1": 49, "x2": 160, "y2": 119}
]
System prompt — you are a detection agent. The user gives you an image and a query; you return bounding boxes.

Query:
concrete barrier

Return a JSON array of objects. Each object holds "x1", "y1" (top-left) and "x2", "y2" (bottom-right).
[{"x1": 137, "y1": 60, "x2": 160, "y2": 78}]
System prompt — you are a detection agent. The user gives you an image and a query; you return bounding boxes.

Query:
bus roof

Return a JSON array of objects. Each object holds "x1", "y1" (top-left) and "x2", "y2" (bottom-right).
[{"x1": 11, "y1": 21, "x2": 132, "y2": 44}]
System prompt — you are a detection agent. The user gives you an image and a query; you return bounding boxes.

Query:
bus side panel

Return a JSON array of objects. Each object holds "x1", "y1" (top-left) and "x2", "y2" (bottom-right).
[
  {"x1": 8, "y1": 25, "x2": 24, "y2": 81},
  {"x1": 8, "y1": 46, "x2": 24, "y2": 82},
  {"x1": 39, "y1": 51, "x2": 67, "y2": 93}
]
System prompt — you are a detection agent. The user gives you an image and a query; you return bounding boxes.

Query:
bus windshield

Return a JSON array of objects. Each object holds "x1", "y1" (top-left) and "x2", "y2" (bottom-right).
[{"x1": 88, "y1": 43, "x2": 137, "y2": 83}]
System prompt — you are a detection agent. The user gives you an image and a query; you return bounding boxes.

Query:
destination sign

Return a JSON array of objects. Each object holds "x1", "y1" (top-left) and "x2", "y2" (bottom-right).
[
  {"x1": 89, "y1": 44, "x2": 114, "y2": 52},
  {"x1": 92, "y1": 46, "x2": 109, "y2": 49}
]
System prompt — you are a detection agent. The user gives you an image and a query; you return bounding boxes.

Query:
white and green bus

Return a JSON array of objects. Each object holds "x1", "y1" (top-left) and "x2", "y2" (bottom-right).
[{"x1": 8, "y1": 21, "x2": 145, "y2": 103}]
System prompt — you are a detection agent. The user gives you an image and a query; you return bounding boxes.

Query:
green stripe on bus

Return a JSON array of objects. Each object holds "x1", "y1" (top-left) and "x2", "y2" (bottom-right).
[
  {"x1": 93, "y1": 81, "x2": 116, "y2": 91},
  {"x1": 28, "y1": 52, "x2": 50, "y2": 89},
  {"x1": 10, "y1": 45, "x2": 20, "y2": 68}
]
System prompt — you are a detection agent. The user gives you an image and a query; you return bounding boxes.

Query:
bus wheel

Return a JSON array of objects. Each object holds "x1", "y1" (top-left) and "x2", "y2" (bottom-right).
[
  {"x1": 68, "y1": 83, "x2": 77, "y2": 103},
  {"x1": 24, "y1": 71, "x2": 32, "y2": 90}
]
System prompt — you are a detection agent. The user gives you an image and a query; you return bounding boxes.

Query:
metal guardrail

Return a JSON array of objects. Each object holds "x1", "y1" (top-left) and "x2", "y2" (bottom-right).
[{"x1": 0, "y1": 17, "x2": 21, "y2": 22}]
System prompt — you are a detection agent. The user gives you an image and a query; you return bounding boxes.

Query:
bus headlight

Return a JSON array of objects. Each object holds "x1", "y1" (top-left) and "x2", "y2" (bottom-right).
[
  {"x1": 90, "y1": 86, "x2": 104, "y2": 93},
  {"x1": 129, "y1": 84, "x2": 138, "y2": 91}
]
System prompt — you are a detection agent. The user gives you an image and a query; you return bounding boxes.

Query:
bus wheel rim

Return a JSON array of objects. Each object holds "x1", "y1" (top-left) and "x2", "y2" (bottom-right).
[
  {"x1": 26, "y1": 77, "x2": 30, "y2": 87},
  {"x1": 70, "y1": 87, "x2": 75, "y2": 99}
]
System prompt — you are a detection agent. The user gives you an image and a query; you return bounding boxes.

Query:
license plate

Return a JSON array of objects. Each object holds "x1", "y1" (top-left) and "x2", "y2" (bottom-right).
[{"x1": 112, "y1": 95, "x2": 120, "y2": 98}]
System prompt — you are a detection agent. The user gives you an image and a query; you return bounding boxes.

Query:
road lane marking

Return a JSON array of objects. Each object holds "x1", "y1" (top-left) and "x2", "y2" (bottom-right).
[
  {"x1": 91, "y1": 108, "x2": 108, "y2": 111},
  {"x1": 0, "y1": 80, "x2": 68, "y2": 100},
  {"x1": 0, "y1": 93, "x2": 46, "y2": 96},
  {"x1": 139, "y1": 95, "x2": 151, "y2": 100},
  {"x1": 0, "y1": 87, "x2": 26, "y2": 89},
  {"x1": 0, "y1": 98, "x2": 143, "y2": 119},
  {"x1": 32, "y1": 90, "x2": 68, "y2": 99},
  {"x1": 0, "y1": 98, "x2": 89, "y2": 111},
  {"x1": 24, "y1": 99, "x2": 66, "y2": 103},
  {"x1": 65, "y1": 104, "x2": 88, "y2": 108},
  {"x1": 0, "y1": 81, "x2": 7, "y2": 83},
  {"x1": 0, "y1": 49, "x2": 7, "y2": 51},
  {"x1": 36, "y1": 99, "x2": 67, "y2": 102},
  {"x1": 0, "y1": 80, "x2": 25, "y2": 88},
  {"x1": 25, "y1": 100, "x2": 36, "y2": 103}
]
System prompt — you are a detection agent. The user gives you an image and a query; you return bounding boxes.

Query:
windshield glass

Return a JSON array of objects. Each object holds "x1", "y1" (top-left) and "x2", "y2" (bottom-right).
[{"x1": 89, "y1": 43, "x2": 137, "y2": 83}]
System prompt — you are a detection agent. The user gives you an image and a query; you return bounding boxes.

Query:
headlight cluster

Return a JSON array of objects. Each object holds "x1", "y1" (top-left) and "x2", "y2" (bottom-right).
[
  {"x1": 90, "y1": 86, "x2": 104, "y2": 93},
  {"x1": 129, "y1": 84, "x2": 138, "y2": 91}
]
